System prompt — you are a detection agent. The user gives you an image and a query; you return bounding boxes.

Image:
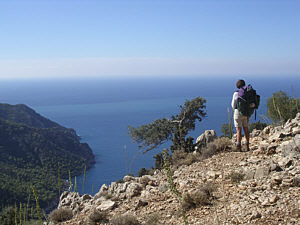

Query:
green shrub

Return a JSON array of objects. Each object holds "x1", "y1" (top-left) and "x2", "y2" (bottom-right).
[
  {"x1": 111, "y1": 214, "x2": 140, "y2": 225},
  {"x1": 221, "y1": 123, "x2": 233, "y2": 138},
  {"x1": 267, "y1": 90, "x2": 300, "y2": 123},
  {"x1": 48, "y1": 208, "x2": 73, "y2": 224},
  {"x1": 25, "y1": 221, "x2": 43, "y2": 225},
  {"x1": 88, "y1": 209, "x2": 108, "y2": 225},
  {"x1": 0, "y1": 206, "x2": 15, "y2": 225},
  {"x1": 154, "y1": 152, "x2": 168, "y2": 170}
]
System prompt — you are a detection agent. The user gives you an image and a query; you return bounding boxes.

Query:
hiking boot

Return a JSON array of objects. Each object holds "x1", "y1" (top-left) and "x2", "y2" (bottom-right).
[
  {"x1": 235, "y1": 142, "x2": 242, "y2": 152},
  {"x1": 245, "y1": 142, "x2": 250, "y2": 151}
]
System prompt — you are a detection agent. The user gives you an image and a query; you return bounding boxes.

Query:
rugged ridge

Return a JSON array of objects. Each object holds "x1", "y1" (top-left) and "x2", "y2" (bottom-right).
[
  {"x1": 57, "y1": 113, "x2": 300, "y2": 225},
  {"x1": 0, "y1": 103, "x2": 61, "y2": 128}
]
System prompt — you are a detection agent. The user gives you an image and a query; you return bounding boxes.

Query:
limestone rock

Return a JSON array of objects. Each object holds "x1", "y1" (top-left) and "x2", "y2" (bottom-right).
[
  {"x1": 195, "y1": 130, "x2": 217, "y2": 149},
  {"x1": 58, "y1": 191, "x2": 80, "y2": 209},
  {"x1": 126, "y1": 183, "x2": 143, "y2": 198},
  {"x1": 254, "y1": 166, "x2": 270, "y2": 179},
  {"x1": 278, "y1": 157, "x2": 293, "y2": 168},
  {"x1": 96, "y1": 200, "x2": 116, "y2": 211},
  {"x1": 244, "y1": 169, "x2": 255, "y2": 180},
  {"x1": 123, "y1": 175, "x2": 136, "y2": 182},
  {"x1": 281, "y1": 134, "x2": 300, "y2": 157},
  {"x1": 158, "y1": 182, "x2": 169, "y2": 193}
]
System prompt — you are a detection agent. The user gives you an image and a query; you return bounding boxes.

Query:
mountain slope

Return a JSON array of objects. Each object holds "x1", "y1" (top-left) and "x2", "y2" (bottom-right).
[
  {"x1": 0, "y1": 103, "x2": 60, "y2": 128},
  {"x1": 0, "y1": 103, "x2": 95, "y2": 209},
  {"x1": 57, "y1": 113, "x2": 300, "y2": 225}
]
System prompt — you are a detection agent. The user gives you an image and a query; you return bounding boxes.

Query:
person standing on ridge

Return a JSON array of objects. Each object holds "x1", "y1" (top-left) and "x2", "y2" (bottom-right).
[{"x1": 231, "y1": 79, "x2": 250, "y2": 151}]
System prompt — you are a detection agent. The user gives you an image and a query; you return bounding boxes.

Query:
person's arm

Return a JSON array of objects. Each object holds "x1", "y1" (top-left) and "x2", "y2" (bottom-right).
[{"x1": 231, "y1": 92, "x2": 238, "y2": 109}]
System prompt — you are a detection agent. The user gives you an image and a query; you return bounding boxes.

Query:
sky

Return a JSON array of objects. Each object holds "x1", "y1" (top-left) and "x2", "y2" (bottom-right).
[{"x1": 0, "y1": 0, "x2": 299, "y2": 79}]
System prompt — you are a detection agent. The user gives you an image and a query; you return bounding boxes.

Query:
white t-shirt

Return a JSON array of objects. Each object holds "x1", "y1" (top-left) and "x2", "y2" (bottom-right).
[{"x1": 231, "y1": 92, "x2": 239, "y2": 114}]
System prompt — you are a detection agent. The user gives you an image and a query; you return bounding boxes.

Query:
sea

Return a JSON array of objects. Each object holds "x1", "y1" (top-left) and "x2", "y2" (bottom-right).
[{"x1": 0, "y1": 75, "x2": 299, "y2": 195}]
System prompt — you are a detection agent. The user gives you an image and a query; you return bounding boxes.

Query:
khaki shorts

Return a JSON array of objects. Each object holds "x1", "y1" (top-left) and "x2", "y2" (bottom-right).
[{"x1": 234, "y1": 110, "x2": 249, "y2": 128}]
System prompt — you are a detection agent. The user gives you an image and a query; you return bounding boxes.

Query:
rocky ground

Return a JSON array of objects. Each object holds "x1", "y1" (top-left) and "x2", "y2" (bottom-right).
[{"x1": 55, "y1": 113, "x2": 300, "y2": 225}]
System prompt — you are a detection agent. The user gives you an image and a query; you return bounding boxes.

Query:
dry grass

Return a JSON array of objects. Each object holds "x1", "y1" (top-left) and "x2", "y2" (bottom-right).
[
  {"x1": 48, "y1": 208, "x2": 73, "y2": 224},
  {"x1": 171, "y1": 150, "x2": 200, "y2": 168},
  {"x1": 144, "y1": 213, "x2": 163, "y2": 225},
  {"x1": 181, "y1": 193, "x2": 196, "y2": 211},
  {"x1": 182, "y1": 182, "x2": 217, "y2": 211},
  {"x1": 110, "y1": 214, "x2": 140, "y2": 225},
  {"x1": 228, "y1": 171, "x2": 245, "y2": 184},
  {"x1": 199, "y1": 182, "x2": 217, "y2": 196},
  {"x1": 201, "y1": 137, "x2": 232, "y2": 160},
  {"x1": 87, "y1": 209, "x2": 108, "y2": 225}
]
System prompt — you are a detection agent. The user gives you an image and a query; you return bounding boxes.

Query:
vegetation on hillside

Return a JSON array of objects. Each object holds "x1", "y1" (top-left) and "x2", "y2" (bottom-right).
[
  {"x1": 266, "y1": 90, "x2": 300, "y2": 123},
  {"x1": 0, "y1": 103, "x2": 60, "y2": 129},
  {"x1": 0, "y1": 103, "x2": 95, "y2": 213}
]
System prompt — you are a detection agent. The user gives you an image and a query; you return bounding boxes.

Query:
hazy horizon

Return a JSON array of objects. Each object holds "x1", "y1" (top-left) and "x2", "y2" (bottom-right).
[{"x1": 1, "y1": 0, "x2": 299, "y2": 79}]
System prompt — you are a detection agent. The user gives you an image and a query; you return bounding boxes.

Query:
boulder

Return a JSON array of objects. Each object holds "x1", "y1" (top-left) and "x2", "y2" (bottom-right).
[
  {"x1": 278, "y1": 157, "x2": 293, "y2": 168},
  {"x1": 96, "y1": 199, "x2": 116, "y2": 211},
  {"x1": 94, "y1": 184, "x2": 109, "y2": 200},
  {"x1": 126, "y1": 183, "x2": 143, "y2": 198},
  {"x1": 254, "y1": 166, "x2": 270, "y2": 179},
  {"x1": 58, "y1": 191, "x2": 80, "y2": 209},
  {"x1": 196, "y1": 130, "x2": 217, "y2": 149},
  {"x1": 281, "y1": 134, "x2": 300, "y2": 157}
]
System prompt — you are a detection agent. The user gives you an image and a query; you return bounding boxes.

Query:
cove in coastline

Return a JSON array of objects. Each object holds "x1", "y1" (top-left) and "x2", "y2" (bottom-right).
[{"x1": 0, "y1": 75, "x2": 299, "y2": 195}]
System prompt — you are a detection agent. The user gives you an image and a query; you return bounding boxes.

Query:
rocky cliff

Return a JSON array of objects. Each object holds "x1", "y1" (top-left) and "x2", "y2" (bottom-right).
[{"x1": 55, "y1": 113, "x2": 300, "y2": 225}]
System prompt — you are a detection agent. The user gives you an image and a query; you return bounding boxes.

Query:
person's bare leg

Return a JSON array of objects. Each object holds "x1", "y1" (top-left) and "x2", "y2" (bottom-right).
[
  {"x1": 243, "y1": 126, "x2": 250, "y2": 142},
  {"x1": 243, "y1": 126, "x2": 250, "y2": 151},
  {"x1": 236, "y1": 127, "x2": 242, "y2": 151}
]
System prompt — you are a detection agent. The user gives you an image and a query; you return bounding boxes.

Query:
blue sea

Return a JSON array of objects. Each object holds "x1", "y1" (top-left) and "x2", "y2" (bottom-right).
[{"x1": 0, "y1": 76, "x2": 299, "y2": 195}]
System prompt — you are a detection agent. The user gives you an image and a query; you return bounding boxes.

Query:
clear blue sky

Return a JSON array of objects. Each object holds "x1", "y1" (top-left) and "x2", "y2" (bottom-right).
[{"x1": 0, "y1": 0, "x2": 299, "y2": 79}]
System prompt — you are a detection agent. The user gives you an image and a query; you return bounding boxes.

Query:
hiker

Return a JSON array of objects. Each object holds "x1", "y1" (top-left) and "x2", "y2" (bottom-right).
[{"x1": 231, "y1": 79, "x2": 252, "y2": 151}]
